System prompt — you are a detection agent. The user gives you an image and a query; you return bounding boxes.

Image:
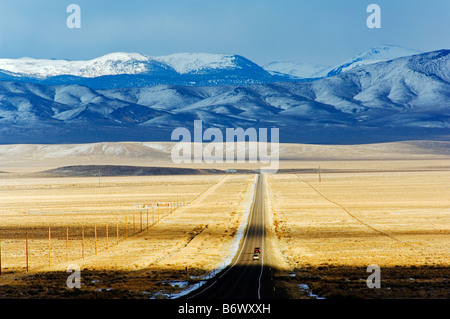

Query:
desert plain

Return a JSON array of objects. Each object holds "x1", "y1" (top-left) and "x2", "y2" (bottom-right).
[{"x1": 0, "y1": 140, "x2": 449, "y2": 298}]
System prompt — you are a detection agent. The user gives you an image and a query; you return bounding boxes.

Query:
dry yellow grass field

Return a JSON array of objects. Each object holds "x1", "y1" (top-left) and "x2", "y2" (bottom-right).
[
  {"x1": 0, "y1": 174, "x2": 256, "y2": 298},
  {"x1": 267, "y1": 171, "x2": 450, "y2": 268},
  {"x1": 0, "y1": 141, "x2": 449, "y2": 298},
  {"x1": 266, "y1": 164, "x2": 450, "y2": 298}
]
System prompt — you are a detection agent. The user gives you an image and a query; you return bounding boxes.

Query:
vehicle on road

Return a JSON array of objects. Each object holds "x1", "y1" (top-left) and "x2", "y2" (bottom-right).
[
  {"x1": 253, "y1": 254, "x2": 259, "y2": 260},
  {"x1": 254, "y1": 247, "x2": 261, "y2": 254}
]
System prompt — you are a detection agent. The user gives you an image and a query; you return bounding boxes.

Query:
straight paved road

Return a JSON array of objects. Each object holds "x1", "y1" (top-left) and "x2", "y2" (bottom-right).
[{"x1": 184, "y1": 174, "x2": 273, "y2": 299}]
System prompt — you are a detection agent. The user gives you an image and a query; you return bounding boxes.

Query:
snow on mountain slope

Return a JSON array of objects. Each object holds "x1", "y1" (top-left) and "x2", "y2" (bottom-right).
[
  {"x1": 264, "y1": 61, "x2": 330, "y2": 79},
  {"x1": 0, "y1": 81, "x2": 171, "y2": 127},
  {"x1": 262, "y1": 45, "x2": 421, "y2": 79},
  {"x1": 319, "y1": 45, "x2": 423, "y2": 77},
  {"x1": 0, "y1": 53, "x2": 171, "y2": 78},
  {"x1": 0, "y1": 49, "x2": 449, "y2": 144},
  {"x1": 0, "y1": 52, "x2": 268, "y2": 79},
  {"x1": 0, "y1": 52, "x2": 277, "y2": 88},
  {"x1": 308, "y1": 49, "x2": 450, "y2": 115},
  {"x1": 0, "y1": 46, "x2": 423, "y2": 88},
  {"x1": 152, "y1": 53, "x2": 237, "y2": 74}
]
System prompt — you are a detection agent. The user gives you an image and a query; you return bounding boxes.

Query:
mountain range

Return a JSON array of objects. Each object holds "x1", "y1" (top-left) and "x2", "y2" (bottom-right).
[
  {"x1": 0, "y1": 46, "x2": 449, "y2": 144},
  {"x1": 266, "y1": 45, "x2": 424, "y2": 79},
  {"x1": 0, "y1": 45, "x2": 422, "y2": 87},
  {"x1": 0, "y1": 52, "x2": 278, "y2": 89}
]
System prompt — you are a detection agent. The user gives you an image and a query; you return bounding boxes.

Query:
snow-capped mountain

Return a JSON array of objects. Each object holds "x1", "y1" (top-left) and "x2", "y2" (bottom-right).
[
  {"x1": 0, "y1": 52, "x2": 265, "y2": 78},
  {"x1": 263, "y1": 45, "x2": 423, "y2": 79},
  {"x1": 1, "y1": 49, "x2": 449, "y2": 144},
  {"x1": 0, "y1": 53, "x2": 171, "y2": 78},
  {"x1": 152, "y1": 53, "x2": 238, "y2": 74},
  {"x1": 317, "y1": 45, "x2": 423, "y2": 77},
  {"x1": 0, "y1": 46, "x2": 425, "y2": 89},
  {"x1": 0, "y1": 52, "x2": 276, "y2": 89}
]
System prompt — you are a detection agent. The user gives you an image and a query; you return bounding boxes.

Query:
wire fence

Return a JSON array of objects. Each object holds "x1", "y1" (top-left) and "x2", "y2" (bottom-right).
[{"x1": 0, "y1": 202, "x2": 185, "y2": 275}]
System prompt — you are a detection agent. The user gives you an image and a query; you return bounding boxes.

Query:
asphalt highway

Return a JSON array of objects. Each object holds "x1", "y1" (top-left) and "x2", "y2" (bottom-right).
[{"x1": 184, "y1": 174, "x2": 273, "y2": 299}]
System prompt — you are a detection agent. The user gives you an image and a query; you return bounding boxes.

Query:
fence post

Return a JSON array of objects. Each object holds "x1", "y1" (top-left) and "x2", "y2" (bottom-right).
[
  {"x1": 94, "y1": 225, "x2": 98, "y2": 256},
  {"x1": 82, "y1": 226, "x2": 85, "y2": 260},
  {"x1": 125, "y1": 216, "x2": 128, "y2": 240},
  {"x1": 106, "y1": 222, "x2": 109, "y2": 250},
  {"x1": 26, "y1": 230, "x2": 29, "y2": 272},
  {"x1": 48, "y1": 227, "x2": 52, "y2": 267},
  {"x1": 66, "y1": 227, "x2": 69, "y2": 263}
]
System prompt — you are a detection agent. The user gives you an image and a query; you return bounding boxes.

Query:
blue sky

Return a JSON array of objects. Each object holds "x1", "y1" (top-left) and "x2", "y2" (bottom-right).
[{"x1": 0, "y1": 0, "x2": 449, "y2": 66}]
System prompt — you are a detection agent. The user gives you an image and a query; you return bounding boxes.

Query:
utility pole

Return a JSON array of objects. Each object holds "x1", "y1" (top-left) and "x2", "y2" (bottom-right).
[{"x1": 319, "y1": 165, "x2": 322, "y2": 183}]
